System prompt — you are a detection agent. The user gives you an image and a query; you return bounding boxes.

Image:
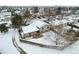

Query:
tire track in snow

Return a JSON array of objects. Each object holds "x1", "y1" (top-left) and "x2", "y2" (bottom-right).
[{"x1": 12, "y1": 36, "x2": 27, "y2": 54}]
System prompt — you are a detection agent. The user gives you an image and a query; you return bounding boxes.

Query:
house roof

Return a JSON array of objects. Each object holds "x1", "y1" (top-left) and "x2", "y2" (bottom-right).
[
  {"x1": 22, "y1": 20, "x2": 48, "y2": 34},
  {"x1": 22, "y1": 25, "x2": 39, "y2": 34},
  {"x1": 30, "y1": 20, "x2": 47, "y2": 28},
  {"x1": 0, "y1": 21, "x2": 11, "y2": 25},
  {"x1": 0, "y1": 12, "x2": 11, "y2": 16},
  {"x1": 0, "y1": 12, "x2": 11, "y2": 20},
  {"x1": 15, "y1": 11, "x2": 21, "y2": 14},
  {"x1": 50, "y1": 16, "x2": 74, "y2": 25}
]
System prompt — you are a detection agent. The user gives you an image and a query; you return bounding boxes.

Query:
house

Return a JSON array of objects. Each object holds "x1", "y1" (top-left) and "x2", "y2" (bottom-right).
[
  {"x1": 31, "y1": 13, "x2": 44, "y2": 18},
  {"x1": 21, "y1": 25, "x2": 39, "y2": 38},
  {"x1": 56, "y1": 15, "x2": 63, "y2": 19},
  {"x1": 0, "y1": 12, "x2": 11, "y2": 21},
  {"x1": 61, "y1": 10, "x2": 72, "y2": 16},
  {"x1": 21, "y1": 20, "x2": 50, "y2": 38},
  {"x1": 1, "y1": 9, "x2": 8, "y2": 13},
  {"x1": 75, "y1": 10, "x2": 79, "y2": 14},
  {"x1": 14, "y1": 10, "x2": 21, "y2": 15},
  {"x1": 0, "y1": 21, "x2": 12, "y2": 28}
]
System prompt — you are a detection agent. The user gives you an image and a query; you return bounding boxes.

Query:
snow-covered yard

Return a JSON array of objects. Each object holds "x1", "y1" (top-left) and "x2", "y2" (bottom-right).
[
  {"x1": 0, "y1": 14, "x2": 79, "y2": 53},
  {"x1": 13, "y1": 30, "x2": 79, "y2": 54},
  {"x1": 21, "y1": 31, "x2": 69, "y2": 47},
  {"x1": 0, "y1": 29, "x2": 19, "y2": 54},
  {"x1": 0, "y1": 21, "x2": 79, "y2": 54},
  {"x1": 1, "y1": 6, "x2": 79, "y2": 54},
  {"x1": 0, "y1": 24, "x2": 79, "y2": 54}
]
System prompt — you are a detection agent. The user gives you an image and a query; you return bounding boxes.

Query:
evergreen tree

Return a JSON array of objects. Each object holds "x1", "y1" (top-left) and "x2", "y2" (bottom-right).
[
  {"x1": 0, "y1": 24, "x2": 8, "y2": 32},
  {"x1": 11, "y1": 14, "x2": 23, "y2": 29}
]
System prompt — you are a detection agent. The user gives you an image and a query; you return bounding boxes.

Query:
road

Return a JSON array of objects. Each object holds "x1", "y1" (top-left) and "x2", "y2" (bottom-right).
[
  {"x1": 12, "y1": 36, "x2": 27, "y2": 54},
  {"x1": 0, "y1": 29, "x2": 19, "y2": 54}
]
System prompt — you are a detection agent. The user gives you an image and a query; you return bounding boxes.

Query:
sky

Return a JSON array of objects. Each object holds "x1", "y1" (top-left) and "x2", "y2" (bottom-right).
[{"x1": 0, "y1": 0, "x2": 79, "y2": 6}]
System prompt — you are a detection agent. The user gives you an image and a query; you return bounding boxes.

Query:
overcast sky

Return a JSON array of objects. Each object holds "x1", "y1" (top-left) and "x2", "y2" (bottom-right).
[{"x1": 0, "y1": 0, "x2": 79, "y2": 6}]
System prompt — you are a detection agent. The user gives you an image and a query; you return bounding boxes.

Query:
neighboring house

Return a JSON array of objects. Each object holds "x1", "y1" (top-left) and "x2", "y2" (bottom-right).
[
  {"x1": 1, "y1": 9, "x2": 7, "y2": 13},
  {"x1": 56, "y1": 15, "x2": 63, "y2": 19},
  {"x1": 61, "y1": 10, "x2": 72, "y2": 16},
  {"x1": 22, "y1": 25, "x2": 39, "y2": 38},
  {"x1": 20, "y1": 9, "x2": 27, "y2": 16},
  {"x1": 21, "y1": 20, "x2": 50, "y2": 38},
  {"x1": 0, "y1": 21, "x2": 12, "y2": 28},
  {"x1": 0, "y1": 12, "x2": 11, "y2": 21},
  {"x1": 14, "y1": 10, "x2": 21, "y2": 15},
  {"x1": 39, "y1": 7, "x2": 45, "y2": 15},
  {"x1": 32, "y1": 13, "x2": 44, "y2": 17},
  {"x1": 75, "y1": 10, "x2": 79, "y2": 14}
]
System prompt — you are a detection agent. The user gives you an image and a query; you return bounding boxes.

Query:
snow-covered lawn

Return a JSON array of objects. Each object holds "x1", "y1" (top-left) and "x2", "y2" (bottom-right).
[
  {"x1": 0, "y1": 25, "x2": 79, "y2": 54},
  {"x1": 0, "y1": 29, "x2": 19, "y2": 54},
  {"x1": 0, "y1": 17, "x2": 79, "y2": 53},
  {"x1": 13, "y1": 30, "x2": 79, "y2": 54},
  {"x1": 21, "y1": 31, "x2": 68, "y2": 47}
]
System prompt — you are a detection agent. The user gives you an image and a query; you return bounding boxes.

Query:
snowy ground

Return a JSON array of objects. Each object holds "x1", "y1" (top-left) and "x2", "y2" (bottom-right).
[
  {"x1": 14, "y1": 29, "x2": 79, "y2": 54},
  {"x1": 22, "y1": 31, "x2": 68, "y2": 47},
  {"x1": 0, "y1": 29, "x2": 19, "y2": 54},
  {"x1": 0, "y1": 15, "x2": 79, "y2": 53},
  {"x1": 0, "y1": 26, "x2": 79, "y2": 54}
]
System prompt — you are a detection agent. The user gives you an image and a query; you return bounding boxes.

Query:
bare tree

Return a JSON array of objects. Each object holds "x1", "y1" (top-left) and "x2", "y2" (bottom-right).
[
  {"x1": 44, "y1": 7, "x2": 55, "y2": 21},
  {"x1": 23, "y1": 8, "x2": 31, "y2": 24},
  {"x1": 54, "y1": 33, "x2": 60, "y2": 45}
]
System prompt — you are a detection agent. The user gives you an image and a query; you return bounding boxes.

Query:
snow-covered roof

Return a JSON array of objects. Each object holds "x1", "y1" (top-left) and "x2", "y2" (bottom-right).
[
  {"x1": 51, "y1": 19, "x2": 67, "y2": 25},
  {"x1": 0, "y1": 12, "x2": 11, "y2": 16},
  {"x1": 22, "y1": 20, "x2": 48, "y2": 34},
  {"x1": 31, "y1": 18, "x2": 47, "y2": 22},
  {"x1": 74, "y1": 23, "x2": 79, "y2": 27},
  {"x1": 22, "y1": 25, "x2": 39, "y2": 34},
  {"x1": 15, "y1": 11, "x2": 21, "y2": 14},
  {"x1": 51, "y1": 16, "x2": 74, "y2": 25},
  {"x1": 30, "y1": 20, "x2": 48, "y2": 28},
  {"x1": 0, "y1": 21, "x2": 11, "y2": 25},
  {"x1": 0, "y1": 12, "x2": 11, "y2": 20},
  {"x1": 1, "y1": 9, "x2": 7, "y2": 13}
]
